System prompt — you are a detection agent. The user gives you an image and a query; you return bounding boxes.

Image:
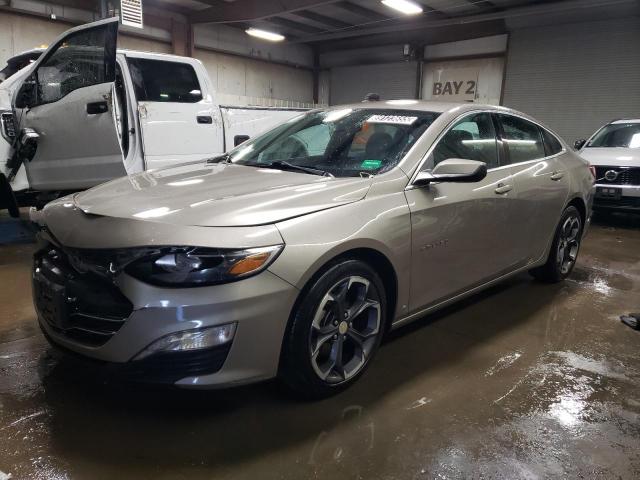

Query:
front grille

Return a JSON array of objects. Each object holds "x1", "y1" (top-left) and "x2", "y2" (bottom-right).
[
  {"x1": 0, "y1": 111, "x2": 16, "y2": 143},
  {"x1": 33, "y1": 246, "x2": 133, "y2": 347},
  {"x1": 595, "y1": 166, "x2": 640, "y2": 186}
]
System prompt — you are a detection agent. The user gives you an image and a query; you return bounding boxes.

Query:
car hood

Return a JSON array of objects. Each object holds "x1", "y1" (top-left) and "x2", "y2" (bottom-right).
[
  {"x1": 73, "y1": 162, "x2": 372, "y2": 227},
  {"x1": 579, "y1": 148, "x2": 640, "y2": 167}
]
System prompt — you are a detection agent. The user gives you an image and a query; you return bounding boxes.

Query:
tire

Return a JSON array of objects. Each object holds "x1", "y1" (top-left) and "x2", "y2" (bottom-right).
[
  {"x1": 280, "y1": 259, "x2": 387, "y2": 399},
  {"x1": 0, "y1": 173, "x2": 20, "y2": 218},
  {"x1": 529, "y1": 206, "x2": 583, "y2": 283}
]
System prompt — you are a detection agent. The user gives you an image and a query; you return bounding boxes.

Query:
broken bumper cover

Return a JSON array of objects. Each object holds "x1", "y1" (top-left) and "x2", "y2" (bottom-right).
[{"x1": 34, "y1": 245, "x2": 300, "y2": 388}]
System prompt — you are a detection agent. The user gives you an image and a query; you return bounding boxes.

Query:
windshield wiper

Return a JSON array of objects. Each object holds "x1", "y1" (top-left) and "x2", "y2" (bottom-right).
[
  {"x1": 206, "y1": 153, "x2": 231, "y2": 164},
  {"x1": 267, "y1": 161, "x2": 334, "y2": 178}
]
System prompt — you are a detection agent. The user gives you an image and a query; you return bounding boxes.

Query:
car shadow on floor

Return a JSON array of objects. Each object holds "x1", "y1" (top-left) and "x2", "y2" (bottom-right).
[{"x1": 35, "y1": 270, "x2": 572, "y2": 473}]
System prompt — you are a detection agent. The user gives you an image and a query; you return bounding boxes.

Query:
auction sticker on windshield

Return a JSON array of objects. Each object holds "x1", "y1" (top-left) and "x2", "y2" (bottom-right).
[{"x1": 367, "y1": 115, "x2": 418, "y2": 125}]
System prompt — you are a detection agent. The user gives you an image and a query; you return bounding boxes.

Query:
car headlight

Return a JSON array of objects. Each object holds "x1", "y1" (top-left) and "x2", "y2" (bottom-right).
[{"x1": 125, "y1": 245, "x2": 283, "y2": 287}]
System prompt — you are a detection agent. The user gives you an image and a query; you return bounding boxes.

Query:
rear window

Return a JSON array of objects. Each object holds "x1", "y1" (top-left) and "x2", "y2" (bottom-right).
[
  {"x1": 127, "y1": 57, "x2": 202, "y2": 103},
  {"x1": 587, "y1": 123, "x2": 640, "y2": 148},
  {"x1": 541, "y1": 128, "x2": 563, "y2": 155},
  {"x1": 498, "y1": 114, "x2": 546, "y2": 164}
]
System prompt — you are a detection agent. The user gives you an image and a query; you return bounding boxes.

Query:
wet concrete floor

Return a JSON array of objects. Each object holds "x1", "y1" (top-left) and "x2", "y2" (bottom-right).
[{"x1": 0, "y1": 213, "x2": 639, "y2": 479}]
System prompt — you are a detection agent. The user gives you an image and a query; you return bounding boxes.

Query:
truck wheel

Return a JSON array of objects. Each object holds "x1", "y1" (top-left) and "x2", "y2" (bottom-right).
[
  {"x1": 280, "y1": 259, "x2": 386, "y2": 399},
  {"x1": 529, "y1": 206, "x2": 583, "y2": 283},
  {"x1": 0, "y1": 173, "x2": 19, "y2": 218}
]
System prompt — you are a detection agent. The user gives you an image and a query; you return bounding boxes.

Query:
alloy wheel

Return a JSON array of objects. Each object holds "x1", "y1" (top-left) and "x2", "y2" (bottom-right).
[
  {"x1": 556, "y1": 214, "x2": 581, "y2": 274},
  {"x1": 309, "y1": 276, "x2": 381, "y2": 384}
]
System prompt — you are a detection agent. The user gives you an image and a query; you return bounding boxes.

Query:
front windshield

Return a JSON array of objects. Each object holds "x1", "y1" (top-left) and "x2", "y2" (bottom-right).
[
  {"x1": 225, "y1": 108, "x2": 440, "y2": 177},
  {"x1": 587, "y1": 122, "x2": 640, "y2": 148}
]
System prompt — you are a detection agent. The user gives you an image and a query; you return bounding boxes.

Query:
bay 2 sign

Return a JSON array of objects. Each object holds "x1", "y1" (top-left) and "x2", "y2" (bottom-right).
[{"x1": 431, "y1": 67, "x2": 479, "y2": 101}]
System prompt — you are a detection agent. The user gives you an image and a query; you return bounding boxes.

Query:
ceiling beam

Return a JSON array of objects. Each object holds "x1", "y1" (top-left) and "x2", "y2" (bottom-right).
[
  {"x1": 290, "y1": 0, "x2": 637, "y2": 43},
  {"x1": 190, "y1": 0, "x2": 342, "y2": 24},
  {"x1": 265, "y1": 17, "x2": 326, "y2": 34},
  {"x1": 291, "y1": 10, "x2": 354, "y2": 29},
  {"x1": 334, "y1": 1, "x2": 389, "y2": 21}
]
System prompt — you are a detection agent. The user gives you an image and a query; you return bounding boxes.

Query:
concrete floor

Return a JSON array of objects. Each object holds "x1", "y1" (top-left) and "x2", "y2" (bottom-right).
[{"x1": 0, "y1": 214, "x2": 639, "y2": 479}]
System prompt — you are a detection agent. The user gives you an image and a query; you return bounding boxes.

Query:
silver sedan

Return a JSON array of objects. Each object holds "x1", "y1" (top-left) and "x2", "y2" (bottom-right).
[{"x1": 31, "y1": 101, "x2": 594, "y2": 397}]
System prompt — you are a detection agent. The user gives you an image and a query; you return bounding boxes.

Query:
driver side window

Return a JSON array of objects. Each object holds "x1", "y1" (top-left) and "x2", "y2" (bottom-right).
[
  {"x1": 35, "y1": 26, "x2": 115, "y2": 105},
  {"x1": 430, "y1": 112, "x2": 498, "y2": 169}
]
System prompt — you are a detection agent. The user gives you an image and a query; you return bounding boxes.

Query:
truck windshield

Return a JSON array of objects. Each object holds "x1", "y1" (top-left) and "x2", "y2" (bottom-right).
[
  {"x1": 587, "y1": 123, "x2": 640, "y2": 148},
  {"x1": 227, "y1": 108, "x2": 440, "y2": 177}
]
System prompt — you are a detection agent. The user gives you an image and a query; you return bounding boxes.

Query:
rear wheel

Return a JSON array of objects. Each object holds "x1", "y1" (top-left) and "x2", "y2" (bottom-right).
[
  {"x1": 529, "y1": 206, "x2": 582, "y2": 283},
  {"x1": 280, "y1": 259, "x2": 386, "y2": 399}
]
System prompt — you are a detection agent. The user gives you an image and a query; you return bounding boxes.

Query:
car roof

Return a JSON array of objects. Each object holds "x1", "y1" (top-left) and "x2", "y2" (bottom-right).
[
  {"x1": 325, "y1": 99, "x2": 517, "y2": 115},
  {"x1": 611, "y1": 119, "x2": 640, "y2": 124}
]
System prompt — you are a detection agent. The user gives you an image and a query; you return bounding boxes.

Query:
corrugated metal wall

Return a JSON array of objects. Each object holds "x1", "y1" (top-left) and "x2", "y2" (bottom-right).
[
  {"x1": 503, "y1": 17, "x2": 640, "y2": 142},
  {"x1": 329, "y1": 62, "x2": 418, "y2": 105}
]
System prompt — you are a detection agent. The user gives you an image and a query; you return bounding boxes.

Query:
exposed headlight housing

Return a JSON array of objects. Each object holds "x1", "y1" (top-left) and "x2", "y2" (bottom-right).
[{"x1": 125, "y1": 245, "x2": 283, "y2": 287}]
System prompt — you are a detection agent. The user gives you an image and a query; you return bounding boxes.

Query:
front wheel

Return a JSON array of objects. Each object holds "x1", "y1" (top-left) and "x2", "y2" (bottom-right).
[
  {"x1": 280, "y1": 259, "x2": 386, "y2": 399},
  {"x1": 529, "y1": 206, "x2": 583, "y2": 283}
]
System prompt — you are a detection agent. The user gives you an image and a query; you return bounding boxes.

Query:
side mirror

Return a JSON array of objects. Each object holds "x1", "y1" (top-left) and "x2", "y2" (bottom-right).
[
  {"x1": 574, "y1": 139, "x2": 586, "y2": 150},
  {"x1": 413, "y1": 158, "x2": 487, "y2": 186},
  {"x1": 234, "y1": 134, "x2": 250, "y2": 147},
  {"x1": 15, "y1": 76, "x2": 37, "y2": 109}
]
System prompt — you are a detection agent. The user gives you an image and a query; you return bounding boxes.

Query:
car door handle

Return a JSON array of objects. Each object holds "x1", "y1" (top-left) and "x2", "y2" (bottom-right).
[
  {"x1": 197, "y1": 115, "x2": 213, "y2": 124},
  {"x1": 86, "y1": 101, "x2": 108, "y2": 115},
  {"x1": 550, "y1": 171, "x2": 565, "y2": 181},
  {"x1": 494, "y1": 183, "x2": 513, "y2": 194}
]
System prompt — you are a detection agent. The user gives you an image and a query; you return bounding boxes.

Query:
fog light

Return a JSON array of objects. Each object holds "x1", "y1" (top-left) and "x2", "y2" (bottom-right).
[{"x1": 133, "y1": 323, "x2": 236, "y2": 360}]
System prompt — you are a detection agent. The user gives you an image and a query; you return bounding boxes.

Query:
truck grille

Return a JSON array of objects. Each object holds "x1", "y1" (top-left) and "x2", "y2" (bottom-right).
[
  {"x1": 595, "y1": 166, "x2": 640, "y2": 186},
  {"x1": 33, "y1": 246, "x2": 133, "y2": 347},
  {"x1": 0, "y1": 111, "x2": 16, "y2": 143}
]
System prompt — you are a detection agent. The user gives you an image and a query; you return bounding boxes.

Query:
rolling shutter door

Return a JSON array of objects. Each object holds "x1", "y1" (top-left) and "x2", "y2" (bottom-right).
[
  {"x1": 502, "y1": 17, "x2": 640, "y2": 142},
  {"x1": 329, "y1": 62, "x2": 417, "y2": 105}
]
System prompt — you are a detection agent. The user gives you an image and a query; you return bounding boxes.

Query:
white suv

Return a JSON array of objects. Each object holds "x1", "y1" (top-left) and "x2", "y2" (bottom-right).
[{"x1": 576, "y1": 119, "x2": 640, "y2": 213}]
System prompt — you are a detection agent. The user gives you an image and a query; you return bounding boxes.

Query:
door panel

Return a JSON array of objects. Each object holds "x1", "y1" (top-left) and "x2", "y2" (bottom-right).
[
  {"x1": 22, "y1": 83, "x2": 125, "y2": 190},
  {"x1": 406, "y1": 168, "x2": 519, "y2": 312},
  {"x1": 496, "y1": 114, "x2": 570, "y2": 264},
  {"x1": 14, "y1": 18, "x2": 122, "y2": 191},
  {"x1": 127, "y1": 57, "x2": 223, "y2": 171},
  {"x1": 406, "y1": 111, "x2": 521, "y2": 313},
  {"x1": 509, "y1": 158, "x2": 570, "y2": 263}
]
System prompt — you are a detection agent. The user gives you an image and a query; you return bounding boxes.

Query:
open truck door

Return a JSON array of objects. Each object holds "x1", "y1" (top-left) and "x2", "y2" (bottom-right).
[{"x1": 12, "y1": 18, "x2": 123, "y2": 191}]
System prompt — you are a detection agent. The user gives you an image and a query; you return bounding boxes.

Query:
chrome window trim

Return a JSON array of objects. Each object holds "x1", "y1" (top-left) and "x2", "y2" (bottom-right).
[{"x1": 406, "y1": 109, "x2": 567, "y2": 189}]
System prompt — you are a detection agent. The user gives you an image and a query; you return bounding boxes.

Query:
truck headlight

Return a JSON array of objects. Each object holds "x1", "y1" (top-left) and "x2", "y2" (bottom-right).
[{"x1": 125, "y1": 245, "x2": 283, "y2": 287}]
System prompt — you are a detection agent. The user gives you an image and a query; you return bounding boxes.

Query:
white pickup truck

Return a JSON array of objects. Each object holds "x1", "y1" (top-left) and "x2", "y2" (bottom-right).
[{"x1": 0, "y1": 18, "x2": 306, "y2": 216}]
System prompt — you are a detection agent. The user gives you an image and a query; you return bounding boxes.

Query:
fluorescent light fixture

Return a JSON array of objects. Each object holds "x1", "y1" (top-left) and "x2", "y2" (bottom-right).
[
  {"x1": 246, "y1": 28, "x2": 285, "y2": 42},
  {"x1": 381, "y1": 0, "x2": 423, "y2": 15}
]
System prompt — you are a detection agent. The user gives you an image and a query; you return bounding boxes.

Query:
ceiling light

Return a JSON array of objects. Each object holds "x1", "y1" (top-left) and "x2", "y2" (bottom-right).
[
  {"x1": 246, "y1": 28, "x2": 285, "y2": 42},
  {"x1": 381, "y1": 0, "x2": 423, "y2": 15}
]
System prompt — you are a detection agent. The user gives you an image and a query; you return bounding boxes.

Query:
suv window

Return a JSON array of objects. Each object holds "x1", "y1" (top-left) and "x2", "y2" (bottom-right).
[
  {"x1": 35, "y1": 26, "x2": 115, "y2": 105},
  {"x1": 128, "y1": 58, "x2": 202, "y2": 103},
  {"x1": 431, "y1": 112, "x2": 498, "y2": 169},
  {"x1": 541, "y1": 128, "x2": 563, "y2": 155},
  {"x1": 498, "y1": 114, "x2": 545, "y2": 163}
]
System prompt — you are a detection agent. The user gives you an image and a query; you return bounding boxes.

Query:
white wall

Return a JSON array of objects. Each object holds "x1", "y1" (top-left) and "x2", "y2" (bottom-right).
[
  {"x1": 0, "y1": 11, "x2": 171, "y2": 67},
  {"x1": 0, "y1": 11, "x2": 316, "y2": 108},
  {"x1": 194, "y1": 48, "x2": 314, "y2": 106}
]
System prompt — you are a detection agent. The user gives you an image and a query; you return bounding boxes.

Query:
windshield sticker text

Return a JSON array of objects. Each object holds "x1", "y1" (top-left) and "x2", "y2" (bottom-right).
[{"x1": 367, "y1": 115, "x2": 417, "y2": 125}]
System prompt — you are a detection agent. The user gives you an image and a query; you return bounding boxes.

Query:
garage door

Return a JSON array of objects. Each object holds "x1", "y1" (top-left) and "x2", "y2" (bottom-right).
[
  {"x1": 502, "y1": 17, "x2": 640, "y2": 142},
  {"x1": 329, "y1": 62, "x2": 417, "y2": 105}
]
